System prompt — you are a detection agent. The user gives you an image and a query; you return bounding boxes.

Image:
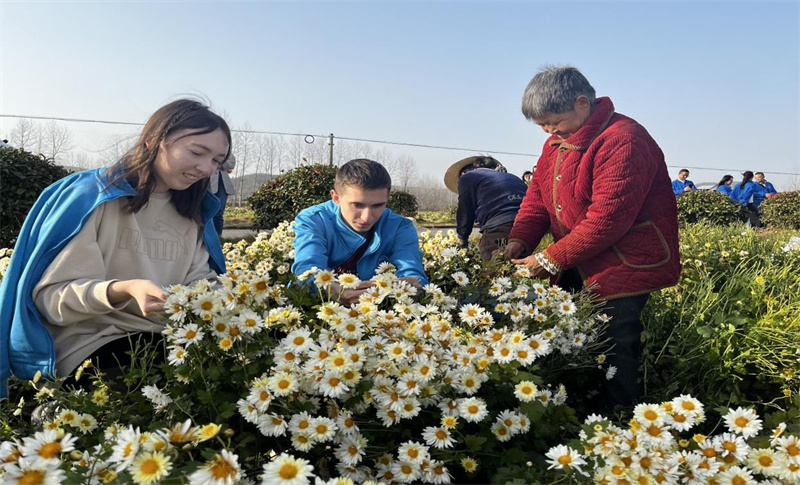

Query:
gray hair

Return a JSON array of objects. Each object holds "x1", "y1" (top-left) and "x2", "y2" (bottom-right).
[{"x1": 521, "y1": 65, "x2": 596, "y2": 120}]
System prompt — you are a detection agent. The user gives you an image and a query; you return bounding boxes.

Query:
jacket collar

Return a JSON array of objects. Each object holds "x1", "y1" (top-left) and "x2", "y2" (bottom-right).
[{"x1": 548, "y1": 97, "x2": 616, "y2": 151}]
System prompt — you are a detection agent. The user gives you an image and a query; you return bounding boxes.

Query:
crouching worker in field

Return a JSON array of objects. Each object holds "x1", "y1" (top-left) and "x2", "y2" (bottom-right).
[
  {"x1": 0, "y1": 99, "x2": 229, "y2": 396},
  {"x1": 292, "y1": 159, "x2": 428, "y2": 303}
]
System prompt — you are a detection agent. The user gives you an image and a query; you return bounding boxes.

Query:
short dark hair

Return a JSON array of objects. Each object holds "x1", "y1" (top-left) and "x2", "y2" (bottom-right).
[
  {"x1": 755, "y1": 171, "x2": 765, "y2": 177},
  {"x1": 335, "y1": 158, "x2": 392, "y2": 192},
  {"x1": 679, "y1": 169, "x2": 690, "y2": 175}
]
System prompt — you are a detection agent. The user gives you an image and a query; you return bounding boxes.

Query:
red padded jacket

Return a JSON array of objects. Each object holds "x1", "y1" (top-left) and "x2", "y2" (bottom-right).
[{"x1": 509, "y1": 97, "x2": 680, "y2": 299}]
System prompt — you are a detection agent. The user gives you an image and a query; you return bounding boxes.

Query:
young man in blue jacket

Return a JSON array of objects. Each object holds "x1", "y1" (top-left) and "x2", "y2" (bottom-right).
[
  {"x1": 291, "y1": 159, "x2": 427, "y2": 303},
  {"x1": 444, "y1": 156, "x2": 528, "y2": 261}
]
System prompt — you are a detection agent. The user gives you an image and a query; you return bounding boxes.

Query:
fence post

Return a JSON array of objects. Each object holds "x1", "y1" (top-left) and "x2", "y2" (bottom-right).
[{"x1": 329, "y1": 133, "x2": 334, "y2": 166}]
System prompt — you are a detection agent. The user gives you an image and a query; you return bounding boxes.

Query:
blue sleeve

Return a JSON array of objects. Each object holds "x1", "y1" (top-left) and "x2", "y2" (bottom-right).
[
  {"x1": 766, "y1": 182, "x2": 777, "y2": 194},
  {"x1": 672, "y1": 180, "x2": 683, "y2": 196},
  {"x1": 291, "y1": 211, "x2": 332, "y2": 279},
  {"x1": 389, "y1": 219, "x2": 429, "y2": 285},
  {"x1": 456, "y1": 176, "x2": 476, "y2": 242},
  {"x1": 752, "y1": 183, "x2": 767, "y2": 208}
]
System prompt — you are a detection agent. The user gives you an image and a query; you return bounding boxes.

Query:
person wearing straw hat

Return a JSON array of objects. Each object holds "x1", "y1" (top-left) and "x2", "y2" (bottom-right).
[
  {"x1": 444, "y1": 155, "x2": 528, "y2": 261},
  {"x1": 505, "y1": 65, "x2": 680, "y2": 411}
]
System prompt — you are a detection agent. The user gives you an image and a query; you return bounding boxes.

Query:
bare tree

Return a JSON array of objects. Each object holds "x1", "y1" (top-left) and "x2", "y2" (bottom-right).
[
  {"x1": 393, "y1": 153, "x2": 418, "y2": 191},
  {"x1": 409, "y1": 173, "x2": 457, "y2": 211},
  {"x1": 10, "y1": 118, "x2": 38, "y2": 150},
  {"x1": 63, "y1": 152, "x2": 94, "y2": 171},
  {"x1": 95, "y1": 133, "x2": 136, "y2": 165},
  {"x1": 41, "y1": 121, "x2": 74, "y2": 162},
  {"x1": 232, "y1": 122, "x2": 256, "y2": 204}
]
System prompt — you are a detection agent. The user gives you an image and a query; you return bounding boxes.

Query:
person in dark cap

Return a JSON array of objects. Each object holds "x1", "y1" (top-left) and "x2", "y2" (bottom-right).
[{"x1": 444, "y1": 155, "x2": 528, "y2": 261}]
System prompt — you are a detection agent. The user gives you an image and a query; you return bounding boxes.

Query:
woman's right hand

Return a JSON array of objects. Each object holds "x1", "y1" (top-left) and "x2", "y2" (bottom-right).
[{"x1": 107, "y1": 279, "x2": 167, "y2": 316}]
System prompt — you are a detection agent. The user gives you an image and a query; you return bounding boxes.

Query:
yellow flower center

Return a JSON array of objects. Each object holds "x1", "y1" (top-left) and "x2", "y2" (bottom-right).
[
  {"x1": 279, "y1": 464, "x2": 298, "y2": 480},
  {"x1": 210, "y1": 457, "x2": 236, "y2": 478},
  {"x1": 38, "y1": 442, "x2": 62, "y2": 459},
  {"x1": 18, "y1": 470, "x2": 45, "y2": 485},
  {"x1": 140, "y1": 459, "x2": 159, "y2": 475}
]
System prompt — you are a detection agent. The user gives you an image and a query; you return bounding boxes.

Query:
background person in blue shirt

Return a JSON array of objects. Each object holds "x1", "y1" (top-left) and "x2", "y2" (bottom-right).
[
  {"x1": 292, "y1": 159, "x2": 427, "y2": 303},
  {"x1": 714, "y1": 174, "x2": 734, "y2": 195},
  {"x1": 730, "y1": 171, "x2": 766, "y2": 227},
  {"x1": 754, "y1": 171, "x2": 778, "y2": 196},
  {"x1": 444, "y1": 155, "x2": 528, "y2": 261},
  {"x1": 672, "y1": 169, "x2": 695, "y2": 196}
]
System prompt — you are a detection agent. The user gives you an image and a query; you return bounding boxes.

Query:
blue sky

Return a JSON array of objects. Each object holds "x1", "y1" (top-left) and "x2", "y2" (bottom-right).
[{"x1": 1, "y1": 1, "x2": 798, "y2": 188}]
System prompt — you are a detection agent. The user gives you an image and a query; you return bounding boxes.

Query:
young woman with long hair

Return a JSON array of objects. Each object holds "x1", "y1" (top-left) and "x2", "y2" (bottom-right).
[{"x1": 0, "y1": 99, "x2": 231, "y2": 394}]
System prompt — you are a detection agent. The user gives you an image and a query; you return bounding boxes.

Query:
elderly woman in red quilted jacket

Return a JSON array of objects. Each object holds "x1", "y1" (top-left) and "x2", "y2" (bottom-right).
[{"x1": 505, "y1": 65, "x2": 681, "y2": 411}]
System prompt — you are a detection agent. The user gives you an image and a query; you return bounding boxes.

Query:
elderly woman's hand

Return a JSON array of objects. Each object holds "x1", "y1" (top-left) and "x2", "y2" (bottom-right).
[{"x1": 510, "y1": 255, "x2": 552, "y2": 279}]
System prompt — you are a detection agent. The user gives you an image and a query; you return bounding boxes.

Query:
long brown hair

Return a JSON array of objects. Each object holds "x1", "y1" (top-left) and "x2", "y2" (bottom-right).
[
  {"x1": 105, "y1": 99, "x2": 232, "y2": 224},
  {"x1": 740, "y1": 171, "x2": 754, "y2": 190}
]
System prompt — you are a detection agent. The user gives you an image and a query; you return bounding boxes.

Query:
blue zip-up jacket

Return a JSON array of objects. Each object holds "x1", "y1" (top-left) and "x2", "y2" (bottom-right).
[
  {"x1": 672, "y1": 179, "x2": 695, "y2": 196},
  {"x1": 456, "y1": 169, "x2": 527, "y2": 243},
  {"x1": 761, "y1": 181, "x2": 777, "y2": 195},
  {"x1": 730, "y1": 181, "x2": 767, "y2": 208},
  {"x1": 0, "y1": 168, "x2": 225, "y2": 397},
  {"x1": 291, "y1": 200, "x2": 427, "y2": 285},
  {"x1": 716, "y1": 184, "x2": 732, "y2": 196}
]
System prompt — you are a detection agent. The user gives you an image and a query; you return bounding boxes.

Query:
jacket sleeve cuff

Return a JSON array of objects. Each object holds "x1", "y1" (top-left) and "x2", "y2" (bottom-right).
[
  {"x1": 87, "y1": 280, "x2": 131, "y2": 313},
  {"x1": 535, "y1": 250, "x2": 561, "y2": 275}
]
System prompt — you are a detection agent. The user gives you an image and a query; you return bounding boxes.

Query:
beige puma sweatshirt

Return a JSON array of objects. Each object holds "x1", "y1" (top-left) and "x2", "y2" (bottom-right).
[{"x1": 33, "y1": 192, "x2": 217, "y2": 377}]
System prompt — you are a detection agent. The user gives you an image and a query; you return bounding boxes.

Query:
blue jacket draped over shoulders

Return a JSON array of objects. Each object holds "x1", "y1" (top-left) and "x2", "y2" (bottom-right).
[{"x1": 0, "y1": 167, "x2": 225, "y2": 397}]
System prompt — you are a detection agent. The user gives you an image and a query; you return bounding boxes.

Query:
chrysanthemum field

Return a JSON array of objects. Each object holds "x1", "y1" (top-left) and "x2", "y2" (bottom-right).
[{"x1": 1, "y1": 222, "x2": 798, "y2": 485}]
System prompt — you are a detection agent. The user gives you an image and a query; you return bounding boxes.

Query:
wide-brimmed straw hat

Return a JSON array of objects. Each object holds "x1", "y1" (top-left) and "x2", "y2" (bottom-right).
[{"x1": 443, "y1": 156, "x2": 481, "y2": 193}]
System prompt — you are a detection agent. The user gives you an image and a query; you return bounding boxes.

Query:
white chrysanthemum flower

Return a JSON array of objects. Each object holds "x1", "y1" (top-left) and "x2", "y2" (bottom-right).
[
  {"x1": 20, "y1": 428, "x2": 77, "y2": 463},
  {"x1": 458, "y1": 398, "x2": 488, "y2": 423},
  {"x1": 723, "y1": 407, "x2": 763, "y2": 438},
  {"x1": 314, "y1": 270, "x2": 336, "y2": 289},
  {"x1": 76, "y1": 413, "x2": 98, "y2": 433},
  {"x1": 421, "y1": 426, "x2": 455, "y2": 449},
  {"x1": 514, "y1": 381, "x2": 538, "y2": 402},
  {"x1": 634, "y1": 403, "x2": 666, "y2": 427},
  {"x1": 58, "y1": 409, "x2": 79, "y2": 427},
  {"x1": 167, "y1": 345, "x2": 187, "y2": 366},
  {"x1": 334, "y1": 435, "x2": 367, "y2": 466},
  {"x1": 451, "y1": 272, "x2": 469, "y2": 287},
  {"x1": 131, "y1": 451, "x2": 172, "y2": 485},
  {"x1": 268, "y1": 371, "x2": 298, "y2": 397},
  {"x1": 337, "y1": 273, "x2": 361, "y2": 289},
  {"x1": 174, "y1": 323, "x2": 204, "y2": 347},
  {"x1": 775, "y1": 434, "x2": 800, "y2": 464},
  {"x1": 309, "y1": 417, "x2": 337, "y2": 442},
  {"x1": 188, "y1": 449, "x2": 240, "y2": 485},
  {"x1": 397, "y1": 441, "x2": 429, "y2": 465},
  {"x1": 2, "y1": 456, "x2": 66, "y2": 484},
  {"x1": 716, "y1": 432, "x2": 750, "y2": 461},
  {"x1": 671, "y1": 394, "x2": 704, "y2": 416},
  {"x1": 290, "y1": 432, "x2": 315, "y2": 452},
  {"x1": 746, "y1": 448, "x2": 784, "y2": 475},
  {"x1": 716, "y1": 465, "x2": 755, "y2": 485},
  {"x1": 319, "y1": 371, "x2": 349, "y2": 398},
  {"x1": 390, "y1": 460, "x2": 420, "y2": 483},
  {"x1": 262, "y1": 453, "x2": 313, "y2": 485},
  {"x1": 142, "y1": 384, "x2": 173, "y2": 409},
  {"x1": 545, "y1": 445, "x2": 587, "y2": 471},
  {"x1": 257, "y1": 413, "x2": 289, "y2": 437}
]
